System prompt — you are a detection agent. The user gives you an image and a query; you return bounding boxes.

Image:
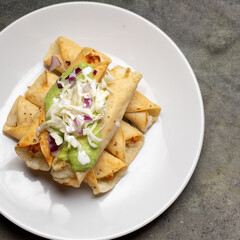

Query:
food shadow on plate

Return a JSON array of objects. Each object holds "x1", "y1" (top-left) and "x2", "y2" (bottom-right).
[
  {"x1": 1, "y1": 154, "x2": 113, "y2": 229},
  {"x1": 0, "y1": 156, "x2": 104, "y2": 214}
]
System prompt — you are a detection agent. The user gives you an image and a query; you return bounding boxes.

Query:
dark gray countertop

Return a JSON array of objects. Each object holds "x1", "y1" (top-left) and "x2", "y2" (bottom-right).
[{"x1": 0, "y1": 0, "x2": 239, "y2": 239}]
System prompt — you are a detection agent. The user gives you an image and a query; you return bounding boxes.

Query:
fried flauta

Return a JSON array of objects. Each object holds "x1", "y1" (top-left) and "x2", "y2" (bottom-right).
[
  {"x1": 124, "y1": 91, "x2": 161, "y2": 132},
  {"x1": 106, "y1": 120, "x2": 144, "y2": 165},
  {"x1": 84, "y1": 121, "x2": 144, "y2": 194},
  {"x1": 84, "y1": 151, "x2": 127, "y2": 194},
  {"x1": 25, "y1": 70, "x2": 58, "y2": 107},
  {"x1": 15, "y1": 107, "x2": 53, "y2": 171},
  {"x1": 3, "y1": 96, "x2": 39, "y2": 140},
  {"x1": 70, "y1": 47, "x2": 111, "y2": 82},
  {"x1": 51, "y1": 71, "x2": 142, "y2": 187},
  {"x1": 110, "y1": 65, "x2": 161, "y2": 132},
  {"x1": 109, "y1": 65, "x2": 131, "y2": 80},
  {"x1": 44, "y1": 36, "x2": 82, "y2": 73}
]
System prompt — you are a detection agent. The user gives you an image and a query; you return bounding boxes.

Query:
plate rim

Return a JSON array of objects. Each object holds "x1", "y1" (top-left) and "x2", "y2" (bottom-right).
[{"x1": 0, "y1": 2, "x2": 205, "y2": 239}]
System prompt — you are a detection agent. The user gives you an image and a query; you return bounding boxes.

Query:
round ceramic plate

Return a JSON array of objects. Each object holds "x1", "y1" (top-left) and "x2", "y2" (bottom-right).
[{"x1": 0, "y1": 2, "x2": 204, "y2": 240}]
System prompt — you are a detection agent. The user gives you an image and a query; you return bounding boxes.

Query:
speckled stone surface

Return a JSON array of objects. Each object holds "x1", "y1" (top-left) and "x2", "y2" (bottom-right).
[{"x1": 0, "y1": 0, "x2": 239, "y2": 239}]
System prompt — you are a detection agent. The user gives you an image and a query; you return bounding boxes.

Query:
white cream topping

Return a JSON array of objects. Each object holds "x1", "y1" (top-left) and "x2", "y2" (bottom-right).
[{"x1": 78, "y1": 150, "x2": 91, "y2": 165}]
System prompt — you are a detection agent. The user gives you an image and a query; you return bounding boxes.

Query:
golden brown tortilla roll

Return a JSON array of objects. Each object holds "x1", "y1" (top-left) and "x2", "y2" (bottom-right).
[
  {"x1": 84, "y1": 121, "x2": 144, "y2": 194},
  {"x1": 15, "y1": 107, "x2": 53, "y2": 171},
  {"x1": 70, "y1": 47, "x2": 112, "y2": 82},
  {"x1": 109, "y1": 65, "x2": 131, "y2": 80},
  {"x1": 51, "y1": 71, "x2": 142, "y2": 187},
  {"x1": 44, "y1": 36, "x2": 82, "y2": 73},
  {"x1": 110, "y1": 65, "x2": 161, "y2": 132},
  {"x1": 3, "y1": 96, "x2": 39, "y2": 140},
  {"x1": 84, "y1": 151, "x2": 127, "y2": 194},
  {"x1": 106, "y1": 120, "x2": 144, "y2": 165},
  {"x1": 124, "y1": 91, "x2": 161, "y2": 132},
  {"x1": 25, "y1": 70, "x2": 58, "y2": 107}
]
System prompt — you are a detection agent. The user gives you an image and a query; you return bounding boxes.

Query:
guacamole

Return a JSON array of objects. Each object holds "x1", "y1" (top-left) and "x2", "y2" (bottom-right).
[
  {"x1": 43, "y1": 63, "x2": 109, "y2": 172},
  {"x1": 57, "y1": 124, "x2": 100, "y2": 171}
]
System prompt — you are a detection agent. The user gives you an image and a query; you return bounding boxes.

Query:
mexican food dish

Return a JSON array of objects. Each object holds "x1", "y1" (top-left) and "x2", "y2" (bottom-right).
[{"x1": 3, "y1": 36, "x2": 161, "y2": 194}]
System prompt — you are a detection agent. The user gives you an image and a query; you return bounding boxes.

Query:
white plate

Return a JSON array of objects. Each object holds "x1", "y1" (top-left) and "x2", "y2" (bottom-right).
[{"x1": 0, "y1": 2, "x2": 204, "y2": 240}]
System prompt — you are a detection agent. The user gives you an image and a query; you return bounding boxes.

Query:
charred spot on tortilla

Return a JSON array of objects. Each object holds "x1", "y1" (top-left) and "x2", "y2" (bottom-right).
[
  {"x1": 25, "y1": 144, "x2": 41, "y2": 153},
  {"x1": 131, "y1": 136, "x2": 139, "y2": 143},
  {"x1": 86, "y1": 53, "x2": 101, "y2": 64}
]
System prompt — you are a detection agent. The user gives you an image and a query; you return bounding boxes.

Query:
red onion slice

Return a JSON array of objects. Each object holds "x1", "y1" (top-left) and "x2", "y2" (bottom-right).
[
  {"x1": 73, "y1": 117, "x2": 83, "y2": 136},
  {"x1": 75, "y1": 67, "x2": 82, "y2": 75},
  {"x1": 77, "y1": 125, "x2": 83, "y2": 136},
  {"x1": 49, "y1": 56, "x2": 61, "y2": 71},
  {"x1": 74, "y1": 117, "x2": 80, "y2": 126},
  {"x1": 56, "y1": 78, "x2": 63, "y2": 88},
  {"x1": 83, "y1": 98, "x2": 93, "y2": 108},
  {"x1": 69, "y1": 75, "x2": 76, "y2": 81},
  {"x1": 48, "y1": 134, "x2": 59, "y2": 152},
  {"x1": 68, "y1": 71, "x2": 76, "y2": 87},
  {"x1": 84, "y1": 115, "x2": 93, "y2": 122}
]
